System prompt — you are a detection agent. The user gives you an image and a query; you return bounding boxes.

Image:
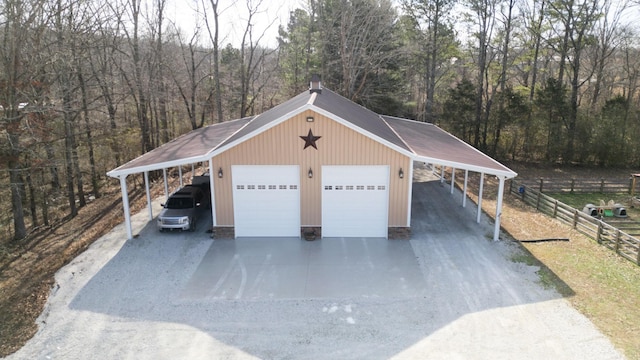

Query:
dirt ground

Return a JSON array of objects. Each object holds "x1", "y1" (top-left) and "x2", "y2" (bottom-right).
[
  {"x1": 0, "y1": 175, "x2": 181, "y2": 357},
  {"x1": 0, "y1": 165, "x2": 627, "y2": 360}
]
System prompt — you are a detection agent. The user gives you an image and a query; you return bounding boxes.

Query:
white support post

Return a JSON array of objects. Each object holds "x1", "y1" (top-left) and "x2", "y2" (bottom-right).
[
  {"x1": 463, "y1": 170, "x2": 469, "y2": 208},
  {"x1": 406, "y1": 161, "x2": 415, "y2": 227},
  {"x1": 450, "y1": 168, "x2": 456, "y2": 194},
  {"x1": 179, "y1": 166, "x2": 183, "y2": 187},
  {"x1": 119, "y1": 175, "x2": 133, "y2": 240},
  {"x1": 477, "y1": 172, "x2": 484, "y2": 224},
  {"x1": 208, "y1": 161, "x2": 217, "y2": 228},
  {"x1": 493, "y1": 176, "x2": 506, "y2": 241},
  {"x1": 163, "y1": 168, "x2": 169, "y2": 201},
  {"x1": 144, "y1": 171, "x2": 153, "y2": 221}
]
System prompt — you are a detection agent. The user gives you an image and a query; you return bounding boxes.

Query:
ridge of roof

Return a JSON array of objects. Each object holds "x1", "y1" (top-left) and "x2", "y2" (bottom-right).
[
  {"x1": 379, "y1": 115, "x2": 416, "y2": 155},
  {"x1": 217, "y1": 91, "x2": 312, "y2": 148},
  {"x1": 311, "y1": 89, "x2": 411, "y2": 152}
]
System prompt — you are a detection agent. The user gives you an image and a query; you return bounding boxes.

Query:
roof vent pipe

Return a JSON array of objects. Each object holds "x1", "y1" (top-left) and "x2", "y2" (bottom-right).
[{"x1": 309, "y1": 74, "x2": 322, "y2": 94}]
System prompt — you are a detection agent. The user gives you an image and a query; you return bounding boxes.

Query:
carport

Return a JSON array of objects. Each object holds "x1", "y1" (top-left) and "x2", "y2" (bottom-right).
[{"x1": 106, "y1": 118, "x2": 252, "y2": 240}]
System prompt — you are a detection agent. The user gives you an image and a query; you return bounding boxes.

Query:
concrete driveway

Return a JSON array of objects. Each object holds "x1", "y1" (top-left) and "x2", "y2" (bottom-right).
[{"x1": 6, "y1": 169, "x2": 624, "y2": 360}]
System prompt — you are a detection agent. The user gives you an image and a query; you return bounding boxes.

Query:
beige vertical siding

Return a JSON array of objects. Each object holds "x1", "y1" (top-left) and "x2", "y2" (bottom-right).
[{"x1": 212, "y1": 110, "x2": 411, "y2": 227}]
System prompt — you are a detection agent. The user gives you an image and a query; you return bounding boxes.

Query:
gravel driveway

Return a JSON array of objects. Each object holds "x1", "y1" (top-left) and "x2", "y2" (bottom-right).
[{"x1": 6, "y1": 168, "x2": 624, "y2": 360}]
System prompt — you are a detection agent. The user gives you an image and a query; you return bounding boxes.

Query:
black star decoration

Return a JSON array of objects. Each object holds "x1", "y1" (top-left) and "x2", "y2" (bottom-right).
[{"x1": 300, "y1": 129, "x2": 322, "y2": 150}]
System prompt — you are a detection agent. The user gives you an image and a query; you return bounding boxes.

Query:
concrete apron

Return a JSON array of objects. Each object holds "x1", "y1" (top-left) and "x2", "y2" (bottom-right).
[{"x1": 181, "y1": 236, "x2": 427, "y2": 300}]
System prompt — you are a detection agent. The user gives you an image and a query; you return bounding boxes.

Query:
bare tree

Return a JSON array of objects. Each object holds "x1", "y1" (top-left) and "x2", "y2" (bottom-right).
[
  {"x1": 465, "y1": 0, "x2": 497, "y2": 149},
  {"x1": 203, "y1": 0, "x2": 226, "y2": 122},
  {"x1": 173, "y1": 27, "x2": 214, "y2": 129},
  {"x1": 589, "y1": 0, "x2": 630, "y2": 108},
  {"x1": 0, "y1": 0, "x2": 46, "y2": 239},
  {"x1": 237, "y1": 0, "x2": 278, "y2": 117},
  {"x1": 402, "y1": 0, "x2": 456, "y2": 122},
  {"x1": 120, "y1": 0, "x2": 153, "y2": 153}
]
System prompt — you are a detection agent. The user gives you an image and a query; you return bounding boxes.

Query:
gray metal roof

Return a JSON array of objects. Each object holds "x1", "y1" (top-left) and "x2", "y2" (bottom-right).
[
  {"x1": 218, "y1": 91, "x2": 312, "y2": 148},
  {"x1": 312, "y1": 89, "x2": 411, "y2": 152},
  {"x1": 108, "y1": 88, "x2": 516, "y2": 179},
  {"x1": 383, "y1": 116, "x2": 516, "y2": 177},
  {"x1": 108, "y1": 117, "x2": 251, "y2": 176}
]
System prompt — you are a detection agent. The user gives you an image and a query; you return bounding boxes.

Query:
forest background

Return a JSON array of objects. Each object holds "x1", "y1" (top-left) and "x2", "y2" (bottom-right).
[{"x1": 1, "y1": 0, "x2": 640, "y2": 242}]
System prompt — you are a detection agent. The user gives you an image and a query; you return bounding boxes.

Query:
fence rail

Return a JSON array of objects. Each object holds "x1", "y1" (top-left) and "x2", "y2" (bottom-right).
[
  {"x1": 509, "y1": 180, "x2": 640, "y2": 266},
  {"x1": 516, "y1": 177, "x2": 639, "y2": 194}
]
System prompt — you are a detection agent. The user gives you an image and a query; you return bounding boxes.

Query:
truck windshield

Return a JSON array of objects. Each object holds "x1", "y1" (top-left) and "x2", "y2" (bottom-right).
[{"x1": 165, "y1": 197, "x2": 194, "y2": 209}]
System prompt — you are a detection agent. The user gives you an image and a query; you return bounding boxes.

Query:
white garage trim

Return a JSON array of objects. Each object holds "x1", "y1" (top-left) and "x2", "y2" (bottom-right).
[
  {"x1": 232, "y1": 165, "x2": 300, "y2": 237},
  {"x1": 322, "y1": 165, "x2": 389, "y2": 238}
]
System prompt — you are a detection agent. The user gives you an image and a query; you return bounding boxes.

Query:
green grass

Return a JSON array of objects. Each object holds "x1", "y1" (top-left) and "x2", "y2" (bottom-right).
[
  {"x1": 547, "y1": 192, "x2": 640, "y2": 219},
  {"x1": 510, "y1": 247, "x2": 573, "y2": 295}
]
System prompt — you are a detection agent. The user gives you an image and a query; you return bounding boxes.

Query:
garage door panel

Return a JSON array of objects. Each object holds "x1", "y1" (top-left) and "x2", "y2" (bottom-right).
[
  {"x1": 232, "y1": 166, "x2": 300, "y2": 237},
  {"x1": 322, "y1": 166, "x2": 389, "y2": 238}
]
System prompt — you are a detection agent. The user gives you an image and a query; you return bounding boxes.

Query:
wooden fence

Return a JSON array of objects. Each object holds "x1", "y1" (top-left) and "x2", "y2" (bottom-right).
[
  {"x1": 509, "y1": 180, "x2": 640, "y2": 266},
  {"x1": 516, "y1": 177, "x2": 640, "y2": 194}
]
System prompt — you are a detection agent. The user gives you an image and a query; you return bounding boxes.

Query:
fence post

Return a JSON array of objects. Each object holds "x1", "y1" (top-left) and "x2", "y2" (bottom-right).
[
  {"x1": 615, "y1": 230, "x2": 621, "y2": 254},
  {"x1": 539, "y1": 178, "x2": 544, "y2": 192},
  {"x1": 573, "y1": 210, "x2": 579, "y2": 229},
  {"x1": 571, "y1": 179, "x2": 575, "y2": 193},
  {"x1": 600, "y1": 178, "x2": 605, "y2": 193},
  {"x1": 596, "y1": 221, "x2": 603, "y2": 244},
  {"x1": 553, "y1": 200, "x2": 558, "y2": 218}
]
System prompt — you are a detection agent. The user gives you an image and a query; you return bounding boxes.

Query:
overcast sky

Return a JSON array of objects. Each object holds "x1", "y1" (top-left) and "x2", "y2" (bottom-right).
[{"x1": 166, "y1": 0, "x2": 304, "y2": 47}]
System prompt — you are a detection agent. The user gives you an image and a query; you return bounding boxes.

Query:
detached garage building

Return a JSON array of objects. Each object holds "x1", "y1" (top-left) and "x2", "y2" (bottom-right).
[{"x1": 108, "y1": 79, "x2": 517, "y2": 240}]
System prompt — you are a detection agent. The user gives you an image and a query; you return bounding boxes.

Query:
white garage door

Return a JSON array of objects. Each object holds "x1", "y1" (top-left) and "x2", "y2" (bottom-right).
[
  {"x1": 232, "y1": 165, "x2": 300, "y2": 237},
  {"x1": 322, "y1": 165, "x2": 389, "y2": 238}
]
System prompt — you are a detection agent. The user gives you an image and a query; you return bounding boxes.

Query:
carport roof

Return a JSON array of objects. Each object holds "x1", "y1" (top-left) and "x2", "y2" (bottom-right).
[
  {"x1": 107, "y1": 117, "x2": 252, "y2": 176},
  {"x1": 383, "y1": 116, "x2": 515, "y2": 177},
  {"x1": 107, "y1": 87, "x2": 516, "y2": 179}
]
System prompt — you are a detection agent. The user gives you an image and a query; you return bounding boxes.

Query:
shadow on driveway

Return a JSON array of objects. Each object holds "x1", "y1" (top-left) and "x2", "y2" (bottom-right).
[{"x1": 22, "y1": 178, "x2": 621, "y2": 360}]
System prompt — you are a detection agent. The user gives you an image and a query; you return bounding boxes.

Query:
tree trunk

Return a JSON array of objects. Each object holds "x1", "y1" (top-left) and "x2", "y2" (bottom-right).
[
  {"x1": 26, "y1": 165, "x2": 38, "y2": 227},
  {"x1": 492, "y1": 0, "x2": 514, "y2": 155},
  {"x1": 79, "y1": 68, "x2": 100, "y2": 198}
]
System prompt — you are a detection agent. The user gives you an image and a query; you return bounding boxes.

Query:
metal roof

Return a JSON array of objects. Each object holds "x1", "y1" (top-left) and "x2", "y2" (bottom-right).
[
  {"x1": 107, "y1": 117, "x2": 251, "y2": 177},
  {"x1": 108, "y1": 88, "x2": 516, "y2": 179},
  {"x1": 312, "y1": 89, "x2": 411, "y2": 152},
  {"x1": 218, "y1": 91, "x2": 312, "y2": 148},
  {"x1": 383, "y1": 116, "x2": 516, "y2": 178}
]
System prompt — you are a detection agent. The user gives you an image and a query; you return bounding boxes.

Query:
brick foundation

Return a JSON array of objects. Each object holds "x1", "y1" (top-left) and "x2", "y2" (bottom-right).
[
  {"x1": 211, "y1": 226, "x2": 235, "y2": 239},
  {"x1": 301, "y1": 227, "x2": 321, "y2": 241},
  {"x1": 388, "y1": 227, "x2": 411, "y2": 240}
]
